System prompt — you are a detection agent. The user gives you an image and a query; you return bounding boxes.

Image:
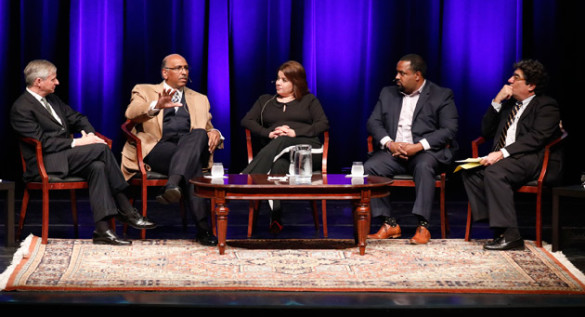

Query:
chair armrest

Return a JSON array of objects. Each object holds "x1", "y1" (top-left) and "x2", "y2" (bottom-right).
[
  {"x1": 245, "y1": 128, "x2": 254, "y2": 164},
  {"x1": 321, "y1": 131, "x2": 329, "y2": 174},
  {"x1": 19, "y1": 137, "x2": 50, "y2": 183},
  {"x1": 367, "y1": 135, "x2": 374, "y2": 156},
  {"x1": 121, "y1": 120, "x2": 138, "y2": 144},
  {"x1": 471, "y1": 136, "x2": 485, "y2": 158},
  {"x1": 121, "y1": 120, "x2": 148, "y2": 175},
  {"x1": 536, "y1": 131, "x2": 568, "y2": 184},
  {"x1": 94, "y1": 132, "x2": 112, "y2": 149}
]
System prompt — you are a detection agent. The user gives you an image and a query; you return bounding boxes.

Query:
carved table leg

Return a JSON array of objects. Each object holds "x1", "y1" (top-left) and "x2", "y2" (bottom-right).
[
  {"x1": 355, "y1": 189, "x2": 371, "y2": 255},
  {"x1": 214, "y1": 190, "x2": 229, "y2": 254}
]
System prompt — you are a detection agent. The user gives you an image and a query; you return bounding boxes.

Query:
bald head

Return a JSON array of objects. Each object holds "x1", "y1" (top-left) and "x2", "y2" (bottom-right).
[{"x1": 161, "y1": 54, "x2": 189, "y2": 89}]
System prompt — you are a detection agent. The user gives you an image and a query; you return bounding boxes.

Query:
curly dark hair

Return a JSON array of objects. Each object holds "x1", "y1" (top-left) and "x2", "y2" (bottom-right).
[{"x1": 514, "y1": 59, "x2": 549, "y2": 95}]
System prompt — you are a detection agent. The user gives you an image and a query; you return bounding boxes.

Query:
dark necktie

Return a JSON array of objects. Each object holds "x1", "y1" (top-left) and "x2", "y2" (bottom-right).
[
  {"x1": 41, "y1": 98, "x2": 54, "y2": 114},
  {"x1": 41, "y1": 98, "x2": 61, "y2": 125},
  {"x1": 495, "y1": 101, "x2": 522, "y2": 150}
]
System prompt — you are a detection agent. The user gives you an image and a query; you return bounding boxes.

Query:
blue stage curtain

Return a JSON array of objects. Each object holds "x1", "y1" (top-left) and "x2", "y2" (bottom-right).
[
  {"x1": 1, "y1": 0, "x2": 584, "y2": 182},
  {"x1": 69, "y1": 0, "x2": 124, "y2": 139}
]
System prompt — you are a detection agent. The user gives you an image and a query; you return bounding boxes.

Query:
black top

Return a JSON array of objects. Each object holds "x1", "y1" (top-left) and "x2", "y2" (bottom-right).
[{"x1": 241, "y1": 93, "x2": 329, "y2": 139}]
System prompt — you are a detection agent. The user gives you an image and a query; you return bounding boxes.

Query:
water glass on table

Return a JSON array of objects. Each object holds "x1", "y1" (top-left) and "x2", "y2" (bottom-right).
[
  {"x1": 351, "y1": 161, "x2": 364, "y2": 176},
  {"x1": 211, "y1": 162, "x2": 224, "y2": 177}
]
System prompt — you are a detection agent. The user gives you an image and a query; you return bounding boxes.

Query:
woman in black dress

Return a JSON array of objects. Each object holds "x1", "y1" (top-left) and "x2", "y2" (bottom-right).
[{"x1": 241, "y1": 60, "x2": 329, "y2": 233}]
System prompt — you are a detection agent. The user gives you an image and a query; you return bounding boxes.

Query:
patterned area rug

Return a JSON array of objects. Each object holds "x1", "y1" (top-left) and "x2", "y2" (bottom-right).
[{"x1": 1, "y1": 234, "x2": 584, "y2": 293}]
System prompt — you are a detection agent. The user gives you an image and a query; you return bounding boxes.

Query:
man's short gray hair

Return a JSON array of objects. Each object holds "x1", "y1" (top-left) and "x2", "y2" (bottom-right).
[{"x1": 24, "y1": 59, "x2": 56, "y2": 87}]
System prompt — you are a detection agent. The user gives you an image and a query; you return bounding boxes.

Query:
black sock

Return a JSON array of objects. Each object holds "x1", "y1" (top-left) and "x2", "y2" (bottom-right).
[
  {"x1": 270, "y1": 200, "x2": 282, "y2": 222},
  {"x1": 115, "y1": 192, "x2": 134, "y2": 214},
  {"x1": 95, "y1": 220, "x2": 110, "y2": 233},
  {"x1": 492, "y1": 227, "x2": 505, "y2": 239},
  {"x1": 503, "y1": 227, "x2": 521, "y2": 241},
  {"x1": 383, "y1": 217, "x2": 397, "y2": 226},
  {"x1": 415, "y1": 215, "x2": 429, "y2": 228}
]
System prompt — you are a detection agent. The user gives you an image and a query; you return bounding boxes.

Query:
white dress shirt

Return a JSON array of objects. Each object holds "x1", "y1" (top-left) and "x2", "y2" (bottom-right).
[{"x1": 380, "y1": 81, "x2": 430, "y2": 150}]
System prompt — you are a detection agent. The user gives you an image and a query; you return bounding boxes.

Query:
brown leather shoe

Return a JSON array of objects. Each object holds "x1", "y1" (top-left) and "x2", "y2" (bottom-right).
[
  {"x1": 367, "y1": 223, "x2": 401, "y2": 239},
  {"x1": 409, "y1": 226, "x2": 431, "y2": 244}
]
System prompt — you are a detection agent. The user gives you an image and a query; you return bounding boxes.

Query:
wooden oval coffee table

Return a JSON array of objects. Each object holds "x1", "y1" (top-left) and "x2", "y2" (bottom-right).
[{"x1": 191, "y1": 174, "x2": 392, "y2": 255}]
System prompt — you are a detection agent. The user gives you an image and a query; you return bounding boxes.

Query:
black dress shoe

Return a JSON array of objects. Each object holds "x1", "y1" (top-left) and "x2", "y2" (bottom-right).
[
  {"x1": 483, "y1": 236, "x2": 525, "y2": 251},
  {"x1": 156, "y1": 185, "x2": 182, "y2": 204},
  {"x1": 118, "y1": 208, "x2": 157, "y2": 230},
  {"x1": 196, "y1": 231, "x2": 218, "y2": 246},
  {"x1": 93, "y1": 229, "x2": 132, "y2": 245}
]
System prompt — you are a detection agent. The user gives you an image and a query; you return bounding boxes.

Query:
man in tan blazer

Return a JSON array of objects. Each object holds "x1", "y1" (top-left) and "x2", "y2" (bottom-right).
[{"x1": 122, "y1": 54, "x2": 222, "y2": 246}]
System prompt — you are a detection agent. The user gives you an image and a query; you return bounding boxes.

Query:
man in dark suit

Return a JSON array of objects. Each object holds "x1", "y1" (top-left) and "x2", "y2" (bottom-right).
[
  {"x1": 122, "y1": 54, "x2": 222, "y2": 246},
  {"x1": 462, "y1": 59, "x2": 561, "y2": 251},
  {"x1": 365, "y1": 54, "x2": 459, "y2": 245},
  {"x1": 11, "y1": 59, "x2": 156, "y2": 245}
]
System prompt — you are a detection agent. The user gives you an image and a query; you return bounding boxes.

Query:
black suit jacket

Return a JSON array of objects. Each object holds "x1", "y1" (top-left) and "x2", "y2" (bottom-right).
[
  {"x1": 366, "y1": 80, "x2": 459, "y2": 165},
  {"x1": 11, "y1": 90, "x2": 95, "y2": 182},
  {"x1": 481, "y1": 95, "x2": 563, "y2": 184}
]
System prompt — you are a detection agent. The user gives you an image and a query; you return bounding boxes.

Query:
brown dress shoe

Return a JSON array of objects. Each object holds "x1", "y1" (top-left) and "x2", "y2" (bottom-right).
[
  {"x1": 409, "y1": 226, "x2": 431, "y2": 244},
  {"x1": 367, "y1": 223, "x2": 401, "y2": 239}
]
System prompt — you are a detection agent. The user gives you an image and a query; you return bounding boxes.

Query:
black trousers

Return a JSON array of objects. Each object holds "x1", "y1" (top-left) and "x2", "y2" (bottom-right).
[
  {"x1": 144, "y1": 129, "x2": 211, "y2": 231},
  {"x1": 364, "y1": 150, "x2": 440, "y2": 222},
  {"x1": 462, "y1": 154, "x2": 540, "y2": 229},
  {"x1": 44, "y1": 143, "x2": 128, "y2": 223},
  {"x1": 241, "y1": 136, "x2": 322, "y2": 174}
]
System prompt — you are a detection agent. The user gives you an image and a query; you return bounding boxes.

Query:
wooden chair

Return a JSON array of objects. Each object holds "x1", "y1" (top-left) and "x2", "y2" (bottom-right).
[
  {"x1": 464, "y1": 131, "x2": 568, "y2": 247},
  {"x1": 121, "y1": 120, "x2": 204, "y2": 238},
  {"x1": 245, "y1": 128, "x2": 330, "y2": 237},
  {"x1": 367, "y1": 136, "x2": 449, "y2": 238},
  {"x1": 17, "y1": 133, "x2": 112, "y2": 244}
]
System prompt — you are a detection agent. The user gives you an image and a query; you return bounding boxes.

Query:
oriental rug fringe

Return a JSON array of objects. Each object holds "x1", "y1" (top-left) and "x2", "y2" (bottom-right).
[{"x1": 1, "y1": 234, "x2": 584, "y2": 293}]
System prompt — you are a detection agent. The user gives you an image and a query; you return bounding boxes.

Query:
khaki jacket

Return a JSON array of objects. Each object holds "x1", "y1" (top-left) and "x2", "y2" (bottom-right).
[{"x1": 121, "y1": 82, "x2": 220, "y2": 180}]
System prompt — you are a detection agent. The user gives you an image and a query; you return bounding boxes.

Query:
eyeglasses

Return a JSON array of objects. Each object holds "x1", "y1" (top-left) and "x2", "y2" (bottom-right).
[
  {"x1": 165, "y1": 66, "x2": 190, "y2": 72},
  {"x1": 512, "y1": 74, "x2": 526, "y2": 81}
]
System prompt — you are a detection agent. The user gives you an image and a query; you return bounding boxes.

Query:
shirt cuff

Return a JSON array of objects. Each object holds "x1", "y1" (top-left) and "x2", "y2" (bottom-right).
[
  {"x1": 491, "y1": 100, "x2": 502, "y2": 112},
  {"x1": 147, "y1": 101, "x2": 160, "y2": 116},
  {"x1": 380, "y1": 136, "x2": 392, "y2": 149},
  {"x1": 420, "y1": 139, "x2": 430, "y2": 151},
  {"x1": 501, "y1": 148, "x2": 510, "y2": 158}
]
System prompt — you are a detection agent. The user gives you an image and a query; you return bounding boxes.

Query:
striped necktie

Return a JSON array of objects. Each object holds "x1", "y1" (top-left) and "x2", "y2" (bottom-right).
[
  {"x1": 40, "y1": 98, "x2": 62, "y2": 125},
  {"x1": 495, "y1": 101, "x2": 522, "y2": 150}
]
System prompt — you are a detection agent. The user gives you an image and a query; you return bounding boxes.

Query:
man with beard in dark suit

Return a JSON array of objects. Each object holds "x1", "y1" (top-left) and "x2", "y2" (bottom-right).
[
  {"x1": 11, "y1": 59, "x2": 156, "y2": 245},
  {"x1": 365, "y1": 54, "x2": 459, "y2": 245}
]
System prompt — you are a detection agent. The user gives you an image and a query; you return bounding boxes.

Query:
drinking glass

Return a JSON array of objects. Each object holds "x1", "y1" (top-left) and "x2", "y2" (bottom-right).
[
  {"x1": 351, "y1": 161, "x2": 364, "y2": 176},
  {"x1": 211, "y1": 162, "x2": 224, "y2": 177}
]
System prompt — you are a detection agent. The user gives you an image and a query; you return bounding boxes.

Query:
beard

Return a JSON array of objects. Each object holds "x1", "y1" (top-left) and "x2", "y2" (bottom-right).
[{"x1": 396, "y1": 81, "x2": 405, "y2": 92}]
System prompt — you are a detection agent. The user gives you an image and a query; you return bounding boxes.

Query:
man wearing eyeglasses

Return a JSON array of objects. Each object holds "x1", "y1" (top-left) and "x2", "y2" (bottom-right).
[
  {"x1": 462, "y1": 59, "x2": 562, "y2": 251},
  {"x1": 122, "y1": 54, "x2": 222, "y2": 246}
]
